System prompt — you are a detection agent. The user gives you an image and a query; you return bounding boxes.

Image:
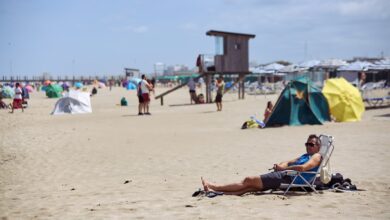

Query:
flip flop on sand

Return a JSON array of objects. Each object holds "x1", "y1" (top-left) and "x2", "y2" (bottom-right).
[
  {"x1": 192, "y1": 188, "x2": 205, "y2": 197},
  {"x1": 192, "y1": 189, "x2": 224, "y2": 198},
  {"x1": 206, "y1": 191, "x2": 224, "y2": 198}
]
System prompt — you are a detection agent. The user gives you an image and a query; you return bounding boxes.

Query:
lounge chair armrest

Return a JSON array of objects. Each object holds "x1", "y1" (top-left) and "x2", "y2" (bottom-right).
[
  {"x1": 281, "y1": 170, "x2": 317, "y2": 176},
  {"x1": 281, "y1": 170, "x2": 299, "y2": 176}
]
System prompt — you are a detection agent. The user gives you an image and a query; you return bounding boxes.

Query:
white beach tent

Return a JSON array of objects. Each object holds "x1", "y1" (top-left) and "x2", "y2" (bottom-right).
[
  {"x1": 368, "y1": 59, "x2": 390, "y2": 70},
  {"x1": 264, "y1": 63, "x2": 285, "y2": 73},
  {"x1": 279, "y1": 64, "x2": 304, "y2": 73},
  {"x1": 317, "y1": 59, "x2": 347, "y2": 68},
  {"x1": 52, "y1": 90, "x2": 92, "y2": 115},
  {"x1": 298, "y1": 60, "x2": 321, "y2": 69},
  {"x1": 338, "y1": 61, "x2": 373, "y2": 71}
]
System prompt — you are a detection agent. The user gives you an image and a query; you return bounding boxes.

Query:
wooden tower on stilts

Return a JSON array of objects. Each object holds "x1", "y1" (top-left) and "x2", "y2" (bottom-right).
[{"x1": 155, "y1": 30, "x2": 255, "y2": 105}]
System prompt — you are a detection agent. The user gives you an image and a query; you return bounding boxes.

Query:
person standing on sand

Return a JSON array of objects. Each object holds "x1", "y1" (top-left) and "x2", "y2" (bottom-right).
[
  {"x1": 137, "y1": 81, "x2": 144, "y2": 115},
  {"x1": 187, "y1": 78, "x2": 197, "y2": 104},
  {"x1": 215, "y1": 76, "x2": 225, "y2": 111},
  {"x1": 10, "y1": 82, "x2": 24, "y2": 113},
  {"x1": 140, "y1": 74, "x2": 153, "y2": 115}
]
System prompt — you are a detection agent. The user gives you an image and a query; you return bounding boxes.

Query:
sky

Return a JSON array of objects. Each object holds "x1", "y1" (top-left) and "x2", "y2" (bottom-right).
[{"x1": 0, "y1": 0, "x2": 389, "y2": 76}]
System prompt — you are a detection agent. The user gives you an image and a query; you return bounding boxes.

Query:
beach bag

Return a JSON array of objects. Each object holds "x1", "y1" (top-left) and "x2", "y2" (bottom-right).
[
  {"x1": 241, "y1": 120, "x2": 260, "y2": 129},
  {"x1": 327, "y1": 173, "x2": 344, "y2": 187},
  {"x1": 320, "y1": 161, "x2": 331, "y2": 184},
  {"x1": 120, "y1": 97, "x2": 128, "y2": 106}
]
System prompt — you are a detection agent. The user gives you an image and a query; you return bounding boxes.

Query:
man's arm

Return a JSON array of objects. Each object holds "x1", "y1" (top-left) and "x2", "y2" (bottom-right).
[
  {"x1": 274, "y1": 157, "x2": 299, "y2": 171},
  {"x1": 277, "y1": 153, "x2": 321, "y2": 172},
  {"x1": 144, "y1": 81, "x2": 153, "y2": 91}
]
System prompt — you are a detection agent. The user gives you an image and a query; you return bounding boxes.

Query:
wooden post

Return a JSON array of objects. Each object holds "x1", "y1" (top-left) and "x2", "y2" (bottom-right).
[
  {"x1": 238, "y1": 74, "x2": 241, "y2": 99},
  {"x1": 241, "y1": 73, "x2": 245, "y2": 100},
  {"x1": 206, "y1": 74, "x2": 212, "y2": 103}
]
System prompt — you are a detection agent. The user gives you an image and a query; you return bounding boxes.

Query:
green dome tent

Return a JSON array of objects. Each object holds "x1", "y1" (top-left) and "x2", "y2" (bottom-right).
[
  {"x1": 265, "y1": 76, "x2": 330, "y2": 127},
  {"x1": 45, "y1": 84, "x2": 63, "y2": 98}
]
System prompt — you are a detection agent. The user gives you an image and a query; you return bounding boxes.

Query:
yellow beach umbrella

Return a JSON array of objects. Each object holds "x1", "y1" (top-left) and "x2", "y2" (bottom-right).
[{"x1": 322, "y1": 77, "x2": 365, "y2": 122}]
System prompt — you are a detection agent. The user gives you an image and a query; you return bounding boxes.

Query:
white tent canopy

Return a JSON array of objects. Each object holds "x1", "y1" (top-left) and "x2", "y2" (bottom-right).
[
  {"x1": 52, "y1": 90, "x2": 92, "y2": 115},
  {"x1": 250, "y1": 63, "x2": 285, "y2": 74},
  {"x1": 264, "y1": 63, "x2": 285, "y2": 72},
  {"x1": 338, "y1": 61, "x2": 373, "y2": 71},
  {"x1": 316, "y1": 59, "x2": 347, "y2": 68},
  {"x1": 279, "y1": 64, "x2": 305, "y2": 73},
  {"x1": 368, "y1": 59, "x2": 390, "y2": 70},
  {"x1": 298, "y1": 60, "x2": 321, "y2": 68}
]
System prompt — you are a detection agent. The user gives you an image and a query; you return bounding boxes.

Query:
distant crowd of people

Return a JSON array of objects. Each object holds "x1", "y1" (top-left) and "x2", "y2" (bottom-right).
[{"x1": 1, "y1": 75, "x2": 275, "y2": 118}]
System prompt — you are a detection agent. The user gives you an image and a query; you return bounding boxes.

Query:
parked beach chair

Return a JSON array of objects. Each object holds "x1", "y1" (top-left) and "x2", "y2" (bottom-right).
[{"x1": 281, "y1": 134, "x2": 335, "y2": 196}]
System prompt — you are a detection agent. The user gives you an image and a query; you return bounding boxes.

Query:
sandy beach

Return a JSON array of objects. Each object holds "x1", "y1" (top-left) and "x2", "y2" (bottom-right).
[{"x1": 1, "y1": 86, "x2": 389, "y2": 219}]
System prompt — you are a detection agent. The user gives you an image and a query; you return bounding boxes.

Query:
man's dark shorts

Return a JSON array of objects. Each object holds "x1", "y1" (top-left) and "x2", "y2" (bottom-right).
[
  {"x1": 260, "y1": 171, "x2": 292, "y2": 191},
  {"x1": 138, "y1": 95, "x2": 144, "y2": 103},
  {"x1": 215, "y1": 93, "x2": 223, "y2": 103}
]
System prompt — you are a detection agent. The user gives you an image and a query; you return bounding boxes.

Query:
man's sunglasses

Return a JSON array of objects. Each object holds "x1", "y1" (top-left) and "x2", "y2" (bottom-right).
[{"x1": 305, "y1": 142, "x2": 316, "y2": 147}]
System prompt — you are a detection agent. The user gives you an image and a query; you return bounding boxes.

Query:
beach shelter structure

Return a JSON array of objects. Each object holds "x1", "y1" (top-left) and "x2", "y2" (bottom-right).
[
  {"x1": 263, "y1": 63, "x2": 285, "y2": 73},
  {"x1": 52, "y1": 90, "x2": 92, "y2": 115},
  {"x1": 25, "y1": 85, "x2": 34, "y2": 93},
  {"x1": 298, "y1": 60, "x2": 321, "y2": 69},
  {"x1": 265, "y1": 76, "x2": 330, "y2": 127},
  {"x1": 74, "y1": 82, "x2": 83, "y2": 89},
  {"x1": 46, "y1": 84, "x2": 63, "y2": 98},
  {"x1": 317, "y1": 59, "x2": 347, "y2": 68},
  {"x1": 155, "y1": 30, "x2": 256, "y2": 105},
  {"x1": 322, "y1": 77, "x2": 365, "y2": 122},
  {"x1": 98, "y1": 82, "x2": 106, "y2": 88},
  {"x1": 338, "y1": 61, "x2": 373, "y2": 72},
  {"x1": 126, "y1": 82, "x2": 136, "y2": 90},
  {"x1": 44, "y1": 80, "x2": 51, "y2": 86},
  {"x1": 1, "y1": 86, "x2": 15, "y2": 98}
]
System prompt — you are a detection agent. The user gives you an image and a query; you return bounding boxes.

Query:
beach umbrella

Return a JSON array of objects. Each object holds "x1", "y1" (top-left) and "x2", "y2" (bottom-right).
[
  {"x1": 25, "y1": 85, "x2": 34, "y2": 92},
  {"x1": 1, "y1": 86, "x2": 15, "y2": 98},
  {"x1": 128, "y1": 77, "x2": 142, "y2": 85},
  {"x1": 98, "y1": 82, "x2": 106, "y2": 88},
  {"x1": 46, "y1": 84, "x2": 63, "y2": 98},
  {"x1": 126, "y1": 82, "x2": 136, "y2": 90},
  {"x1": 74, "y1": 82, "x2": 83, "y2": 88},
  {"x1": 44, "y1": 80, "x2": 51, "y2": 86},
  {"x1": 61, "y1": 83, "x2": 69, "y2": 90},
  {"x1": 322, "y1": 77, "x2": 365, "y2": 122}
]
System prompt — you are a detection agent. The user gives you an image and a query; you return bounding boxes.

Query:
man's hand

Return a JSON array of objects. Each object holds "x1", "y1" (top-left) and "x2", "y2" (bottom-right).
[{"x1": 273, "y1": 164, "x2": 285, "y2": 171}]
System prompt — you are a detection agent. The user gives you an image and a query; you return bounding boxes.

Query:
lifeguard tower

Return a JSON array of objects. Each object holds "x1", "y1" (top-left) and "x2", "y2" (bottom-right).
[{"x1": 155, "y1": 30, "x2": 255, "y2": 105}]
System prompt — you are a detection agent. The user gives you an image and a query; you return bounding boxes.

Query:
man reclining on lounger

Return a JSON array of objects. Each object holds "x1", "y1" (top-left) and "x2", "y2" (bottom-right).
[{"x1": 201, "y1": 134, "x2": 321, "y2": 196}]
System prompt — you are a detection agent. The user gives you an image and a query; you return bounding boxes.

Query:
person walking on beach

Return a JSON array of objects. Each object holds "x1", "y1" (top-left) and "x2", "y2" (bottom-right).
[
  {"x1": 140, "y1": 74, "x2": 153, "y2": 115},
  {"x1": 187, "y1": 78, "x2": 197, "y2": 104},
  {"x1": 10, "y1": 82, "x2": 24, "y2": 113},
  {"x1": 137, "y1": 81, "x2": 144, "y2": 115},
  {"x1": 200, "y1": 134, "x2": 322, "y2": 196},
  {"x1": 215, "y1": 76, "x2": 225, "y2": 111}
]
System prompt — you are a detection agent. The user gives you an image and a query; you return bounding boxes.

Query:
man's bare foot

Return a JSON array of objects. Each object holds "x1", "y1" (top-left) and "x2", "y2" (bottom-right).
[{"x1": 201, "y1": 177, "x2": 215, "y2": 192}]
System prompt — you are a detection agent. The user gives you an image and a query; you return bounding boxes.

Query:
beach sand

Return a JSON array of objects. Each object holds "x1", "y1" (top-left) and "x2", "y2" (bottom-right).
[{"x1": 1, "y1": 86, "x2": 389, "y2": 219}]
